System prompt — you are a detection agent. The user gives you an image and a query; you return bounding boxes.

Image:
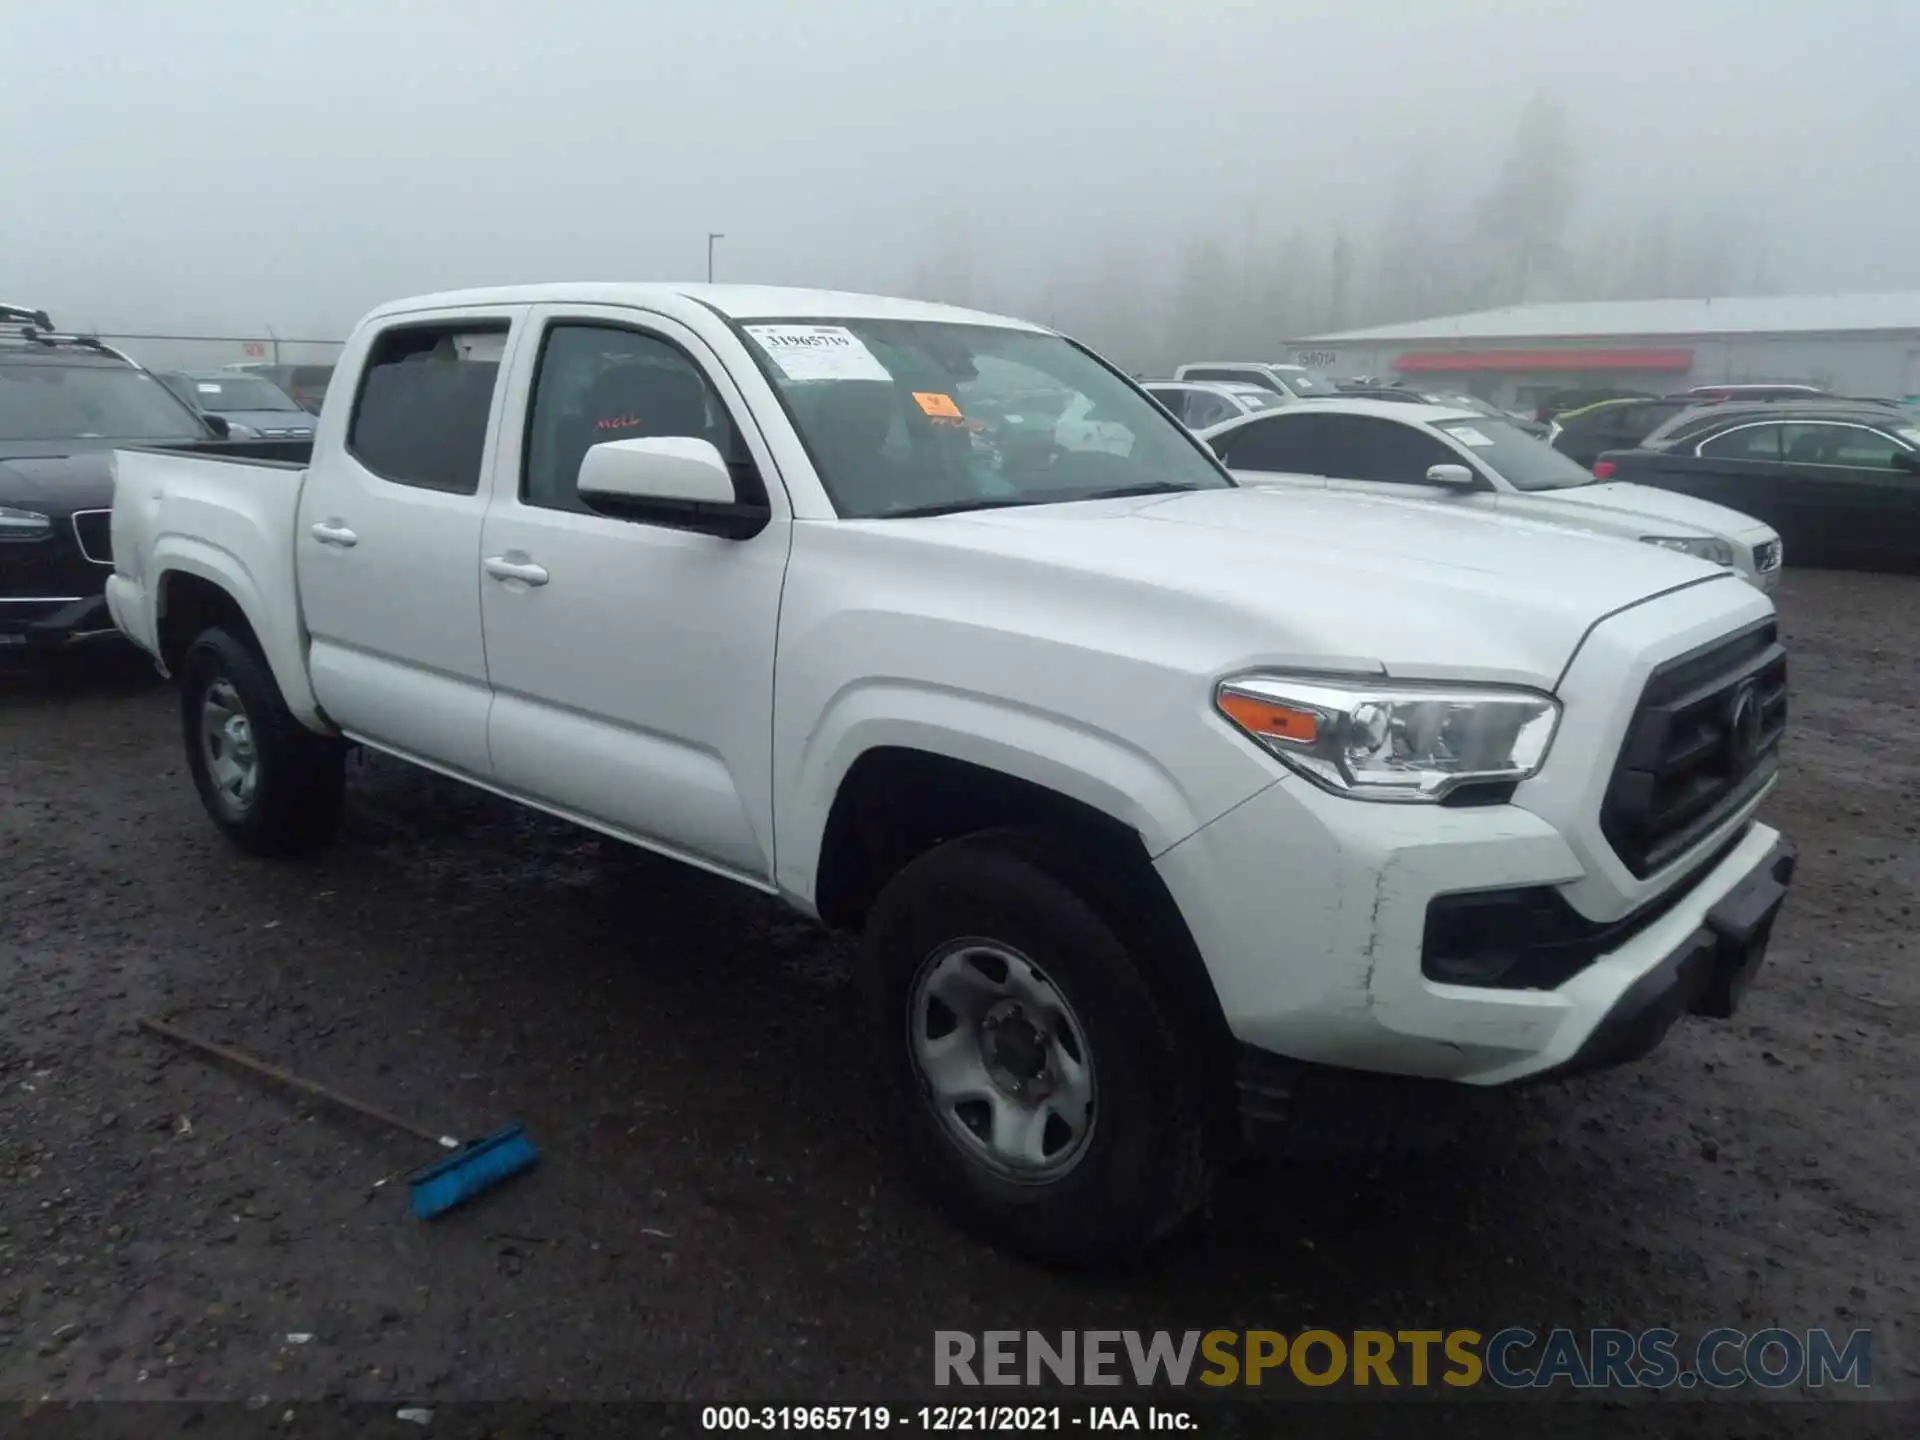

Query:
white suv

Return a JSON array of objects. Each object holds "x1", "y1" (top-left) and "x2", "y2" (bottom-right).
[{"x1": 1172, "y1": 361, "x2": 1344, "y2": 401}]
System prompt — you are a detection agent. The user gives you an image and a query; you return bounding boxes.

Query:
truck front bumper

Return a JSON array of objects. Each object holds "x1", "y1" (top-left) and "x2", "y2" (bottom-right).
[{"x1": 1154, "y1": 774, "x2": 1794, "y2": 1089}]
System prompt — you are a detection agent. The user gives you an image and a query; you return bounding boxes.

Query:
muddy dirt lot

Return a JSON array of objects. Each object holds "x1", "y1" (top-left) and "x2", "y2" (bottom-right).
[{"x1": 0, "y1": 569, "x2": 1914, "y2": 1426}]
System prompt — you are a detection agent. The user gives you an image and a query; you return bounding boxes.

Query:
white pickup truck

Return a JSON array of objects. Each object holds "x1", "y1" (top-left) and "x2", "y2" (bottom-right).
[{"x1": 106, "y1": 283, "x2": 1796, "y2": 1263}]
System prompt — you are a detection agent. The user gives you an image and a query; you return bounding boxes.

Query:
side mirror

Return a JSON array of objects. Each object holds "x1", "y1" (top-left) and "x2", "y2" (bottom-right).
[
  {"x1": 1892, "y1": 448, "x2": 1920, "y2": 474},
  {"x1": 203, "y1": 414, "x2": 231, "y2": 439},
  {"x1": 1425, "y1": 463, "x2": 1478, "y2": 489},
  {"x1": 576, "y1": 436, "x2": 770, "y2": 539}
]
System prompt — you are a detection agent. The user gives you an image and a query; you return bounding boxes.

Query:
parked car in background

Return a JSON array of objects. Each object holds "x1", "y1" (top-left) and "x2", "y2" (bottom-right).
[
  {"x1": 1199, "y1": 398, "x2": 1783, "y2": 590},
  {"x1": 1171, "y1": 361, "x2": 1341, "y2": 400},
  {"x1": 1142, "y1": 380, "x2": 1286, "y2": 429},
  {"x1": 1414, "y1": 391, "x2": 1551, "y2": 438},
  {"x1": 159, "y1": 370, "x2": 318, "y2": 440},
  {"x1": 1533, "y1": 386, "x2": 1656, "y2": 425},
  {"x1": 1682, "y1": 383, "x2": 1834, "y2": 403},
  {"x1": 1549, "y1": 396, "x2": 1705, "y2": 469},
  {"x1": 223, "y1": 361, "x2": 335, "y2": 414},
  {"x1": 1330, "y1": 383, "x2": 1550, "y2": 437},
  {"x1": 1595, "y1": 401, "x2": 1920, "y2": 573},
  {"x1": 1553, "y1": 390, "x2": 1863, "y2": 470},
  {"x1": 0, "y1": 307, "x2": 232, "y2": 659},
  {"x1": 107, "y1": 280, "x2": 1795, "y2": 1262}
]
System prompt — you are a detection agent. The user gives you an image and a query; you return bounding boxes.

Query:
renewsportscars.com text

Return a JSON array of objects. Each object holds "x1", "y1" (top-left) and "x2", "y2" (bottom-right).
[{"x1": 934, "y1": 1328, "x2": 1872, "y2": 1390}]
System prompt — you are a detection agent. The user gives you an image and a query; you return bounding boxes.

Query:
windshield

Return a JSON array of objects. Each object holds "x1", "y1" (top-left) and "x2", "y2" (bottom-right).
[
  {"x1": 185, "y1": 375, "x2": 303, "y2": 412},
  {"x1": 1234, "y1": 389, "x2": 1287, "y2": 412},
  {"x1": 0, "y1": 362, "x2": 207, "y2": 442},
  {"x1": 1434, "y1": 417, "x2": 1598, "y2": 491},
  {"x1": 1275, "y1": 369, "x2": 1338, "y2": 397},
  {"x1": 740, "y1": 320, "x2": 1232, "y2": 518}
]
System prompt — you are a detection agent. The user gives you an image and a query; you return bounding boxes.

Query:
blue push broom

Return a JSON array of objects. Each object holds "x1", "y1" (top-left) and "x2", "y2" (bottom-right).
[{"x1": 138, "y1": 1016, "x2": 538, "y2": 1219}]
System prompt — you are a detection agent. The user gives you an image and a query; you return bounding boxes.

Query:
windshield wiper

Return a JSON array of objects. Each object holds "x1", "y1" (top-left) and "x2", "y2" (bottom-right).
[
  {"x1": 881, "y1": 483, "x2": 1206, "y2": 519},
  {"x1": 880, "y1": 497, "x2": 1043, "y2": 519},
  {"x1": 1053, "y1": 482, "x2": 1206, "y2": 503}
]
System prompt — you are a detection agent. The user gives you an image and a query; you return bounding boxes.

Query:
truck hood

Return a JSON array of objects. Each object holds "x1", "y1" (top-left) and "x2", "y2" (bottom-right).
[
  {"x1": 876, "y1": 485, "x2": 1734, "y2": 690},
  {"x1": 1512, "y1": 481, "x2": 1775, "y2": 539},
  {"x1": 0, "y1": 451, "x2": 115, "y2": 515}
]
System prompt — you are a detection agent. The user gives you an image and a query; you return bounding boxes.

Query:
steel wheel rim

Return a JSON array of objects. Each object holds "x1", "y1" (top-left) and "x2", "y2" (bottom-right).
[
  {"x1": 907, "y1": 938, "x2": 1097, "y2": 1183},
  {"x1": 200, "y1": 678, "x2": 260, "y2": 819}
]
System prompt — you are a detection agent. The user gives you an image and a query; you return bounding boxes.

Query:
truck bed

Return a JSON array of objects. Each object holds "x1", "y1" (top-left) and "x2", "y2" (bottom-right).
[
  {"x1": 107, "y1": 441, "x2": 321, "y2": 724},
  {"x1": 128, "y1": 436, "x2": 314, "y2": 467}
]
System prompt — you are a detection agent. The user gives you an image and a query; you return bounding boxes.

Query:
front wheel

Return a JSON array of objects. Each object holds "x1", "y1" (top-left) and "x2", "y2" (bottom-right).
[
  {"x1": 861, "y1": 831, "x2": 1213, "y2": 1266},
  {"x1": 180, "y1": 626, "x2": 345, "y2": 857}
]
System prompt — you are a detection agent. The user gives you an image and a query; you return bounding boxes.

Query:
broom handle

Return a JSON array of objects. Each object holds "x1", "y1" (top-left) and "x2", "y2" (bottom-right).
[{"x1": 138, "y1": 1016, "x2": 456, "y2": 1149}]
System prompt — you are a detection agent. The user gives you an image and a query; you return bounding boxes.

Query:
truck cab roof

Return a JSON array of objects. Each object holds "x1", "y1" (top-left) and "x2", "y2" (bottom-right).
[{"x1": 362, "y1": 283, "x2": 1050, "y2": 333}]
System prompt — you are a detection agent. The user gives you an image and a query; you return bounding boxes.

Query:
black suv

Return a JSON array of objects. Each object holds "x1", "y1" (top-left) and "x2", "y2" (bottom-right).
[{"x1": 0, "y1": 306, "x2": 223, "y2": 658}]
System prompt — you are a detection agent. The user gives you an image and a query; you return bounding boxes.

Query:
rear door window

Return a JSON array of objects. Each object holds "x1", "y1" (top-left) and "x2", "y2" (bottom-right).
[
  {"x1": 347, "y1": 323, "x2": 510, "y2": 494},
  {"x1": 1698, "y1": 424, "x2": 1784, "y2": 462},
  {"x1": 1214, "y1": 414, "x2": 1324, "y2": 471}
]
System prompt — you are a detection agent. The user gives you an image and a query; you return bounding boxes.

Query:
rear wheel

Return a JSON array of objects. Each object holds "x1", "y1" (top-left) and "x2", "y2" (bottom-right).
[
  {"x1": 861, "y1": 830, "x2": 1213, "y2": 1266},
  {"x1": 180, "y1": 627, "x2": 344, "y2": 857}
]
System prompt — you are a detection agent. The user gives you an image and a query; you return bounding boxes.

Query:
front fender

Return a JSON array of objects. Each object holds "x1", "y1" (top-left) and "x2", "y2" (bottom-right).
[{"x1": 774, "y1": 678, "x2": 1264, "y2": 905}]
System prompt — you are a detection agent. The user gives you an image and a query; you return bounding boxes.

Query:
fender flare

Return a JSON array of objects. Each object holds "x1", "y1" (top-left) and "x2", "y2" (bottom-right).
[
  {"x1": 776, "y1": 681, "x2": 1213, "y2": 905},
  {"x1": 153, "y1": 537, "x2": 326, "y2": 731}
]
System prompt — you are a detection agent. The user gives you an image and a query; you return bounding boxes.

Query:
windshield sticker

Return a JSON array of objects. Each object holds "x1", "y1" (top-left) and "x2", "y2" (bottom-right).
[
  {"x1": 913, "y1": 391, "x2": 962, "y2": 418},
  {"x1": 745, "y1": 324, "x2": 892, "y2": 382},
  {"x1": 196, "y1": 383, "x2": 222, "y2": 393},
  {"x1": 1449, "y1": 425, "x2": 1496, "y2": 447}
]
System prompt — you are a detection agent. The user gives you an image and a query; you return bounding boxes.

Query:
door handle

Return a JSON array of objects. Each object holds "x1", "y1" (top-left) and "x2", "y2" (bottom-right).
[
  {"x1": 484, "y1": 554, "x2": 550, "y2": 587},
  {"x1": 310, "y1": 521, "x2": 358, "y2": 548}
]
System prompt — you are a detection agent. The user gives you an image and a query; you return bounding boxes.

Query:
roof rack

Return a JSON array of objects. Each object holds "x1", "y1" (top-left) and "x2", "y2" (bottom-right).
[
  {"x1": 0, "y1": 302, "x2": 56, "y2": 331},
  {"x1": 1, "y1": 323, "x2": 136, "y2": 365}
]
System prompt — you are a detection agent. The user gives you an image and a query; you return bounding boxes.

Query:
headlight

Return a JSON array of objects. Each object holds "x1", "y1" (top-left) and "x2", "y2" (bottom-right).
[
  {"x1": 1215, "y1": 676, "x2": 1561, "y2": 803},
  {"x1": 0, "y1": 505, "x2": 52, "y2": 537},
  {"x1": 1641, "y1": 535, "x2": 1734, "y2": 567}
]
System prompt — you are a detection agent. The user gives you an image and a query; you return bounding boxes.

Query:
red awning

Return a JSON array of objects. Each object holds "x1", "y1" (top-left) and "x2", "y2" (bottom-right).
[{"x1": 1395, "y1": 348, "x2": 1694, "y2": 374}]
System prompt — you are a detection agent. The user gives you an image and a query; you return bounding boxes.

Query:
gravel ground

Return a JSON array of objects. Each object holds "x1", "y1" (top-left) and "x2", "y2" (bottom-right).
[{"x1": 0, "y1": 569, "x2": 1914, "y2": 1426}]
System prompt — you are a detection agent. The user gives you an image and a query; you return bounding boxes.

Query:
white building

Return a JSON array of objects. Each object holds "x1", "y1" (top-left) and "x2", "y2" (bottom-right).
[{"x1": 1290, "y1": 292, "x2": 1920, "y2": 413}]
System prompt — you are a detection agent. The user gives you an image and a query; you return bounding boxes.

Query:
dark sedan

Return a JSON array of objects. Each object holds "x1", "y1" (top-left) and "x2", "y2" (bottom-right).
[{"x1": 1595, "y1": 402, "x2": 1920, "y2": 572}]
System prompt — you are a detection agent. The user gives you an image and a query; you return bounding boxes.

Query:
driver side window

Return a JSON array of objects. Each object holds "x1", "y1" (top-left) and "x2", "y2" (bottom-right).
[{"x1": 522, "y1": 322, "x2": 752, "y2": 513}]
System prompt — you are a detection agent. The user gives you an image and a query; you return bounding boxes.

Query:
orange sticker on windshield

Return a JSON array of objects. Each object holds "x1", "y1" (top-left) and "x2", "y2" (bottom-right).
[{"x1": 913, "y1": 391, "x2": 963, "y2": 418}]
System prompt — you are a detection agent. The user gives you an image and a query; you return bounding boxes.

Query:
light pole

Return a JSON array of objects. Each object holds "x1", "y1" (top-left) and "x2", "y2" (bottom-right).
[{"x1": 707, "y1": 232, "x2": 724, "y2": 283}]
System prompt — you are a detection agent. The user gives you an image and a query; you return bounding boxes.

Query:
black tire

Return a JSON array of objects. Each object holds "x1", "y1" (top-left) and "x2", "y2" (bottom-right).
[
  {"x1": 860, "y1": 829, "x2": 1214, "y2": 1267},
  {"x1": 179, "y1": 626, "x2": 345, "y2": 857}
]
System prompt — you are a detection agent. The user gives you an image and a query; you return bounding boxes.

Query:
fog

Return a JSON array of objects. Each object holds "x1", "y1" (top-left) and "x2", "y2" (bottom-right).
[{"x1": 3, "y1": 0, "x2": 1916, "y2": 368}]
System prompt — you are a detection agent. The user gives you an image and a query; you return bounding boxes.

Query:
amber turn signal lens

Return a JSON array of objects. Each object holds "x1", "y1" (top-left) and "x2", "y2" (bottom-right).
[{"x1": 1217, "y1": 691, "x2": 1319, "y2": 744}]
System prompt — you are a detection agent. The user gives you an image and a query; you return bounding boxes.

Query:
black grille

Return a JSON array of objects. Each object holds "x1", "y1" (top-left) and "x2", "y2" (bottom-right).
[
  {"x1": 70, "y1": 510, "x2": 112, "y2": 565},
  {"x1": 1601, "y1": 620, "x2": 1786, "y2": 878}
]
